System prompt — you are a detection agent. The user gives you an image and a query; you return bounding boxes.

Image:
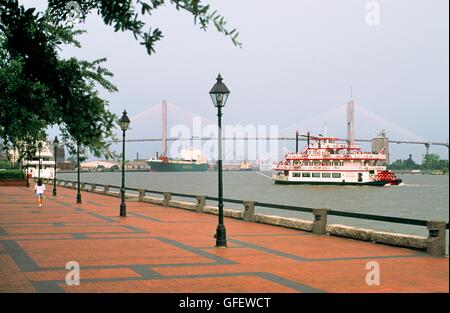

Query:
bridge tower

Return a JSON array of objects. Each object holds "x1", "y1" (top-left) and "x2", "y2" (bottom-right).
[
  {"x1": 162, "y1": 100, "x2": 168, "y2": 158},
  {"x1": 346, "y1": 99, "x2": 355, "y2": 147}
]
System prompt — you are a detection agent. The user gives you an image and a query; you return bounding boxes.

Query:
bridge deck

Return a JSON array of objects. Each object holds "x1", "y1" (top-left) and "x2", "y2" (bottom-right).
[{"x1": 0, "y1": 186, "x2": 448, "y2": 293}]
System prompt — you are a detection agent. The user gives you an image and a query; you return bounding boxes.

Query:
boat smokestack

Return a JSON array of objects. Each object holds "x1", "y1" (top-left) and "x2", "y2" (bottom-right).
[
  {"x1": 162, "y1": 100, "x2": 167, "y2": 157},
  {"x1": 347, "y1": 99, "x2": 354, "y2": 146}
]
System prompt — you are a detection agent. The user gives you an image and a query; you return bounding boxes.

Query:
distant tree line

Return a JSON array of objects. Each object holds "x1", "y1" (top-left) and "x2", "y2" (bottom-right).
[{"x1": 389, "y1": 154, "x2": 449, "y2": 173}]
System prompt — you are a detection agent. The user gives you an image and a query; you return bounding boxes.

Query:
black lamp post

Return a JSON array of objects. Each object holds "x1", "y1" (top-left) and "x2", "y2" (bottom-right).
[
  {"x1": 76, "y1": 142, "x2": 82, "y2": 204},
  {"x1": 209, "y1": 73, "x2": 230, "y2": 248},
  {"x1": 53, "y1": 136, "x2": 59, "y2": 196},
  {"x1": 26, "y1": 163, "x2": 29, "y2": 188},
  {"x1": 37, "y1": 142, "x2": 42, "y2": 180},
  {"x1": 119, "y1": 110, "x2": 130, "y2": 217}
]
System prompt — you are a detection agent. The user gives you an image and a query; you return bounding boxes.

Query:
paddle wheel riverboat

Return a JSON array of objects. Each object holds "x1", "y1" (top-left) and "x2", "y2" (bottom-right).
[{"x1": 272, "y1": 134, "x2": 402, "y2": 186}]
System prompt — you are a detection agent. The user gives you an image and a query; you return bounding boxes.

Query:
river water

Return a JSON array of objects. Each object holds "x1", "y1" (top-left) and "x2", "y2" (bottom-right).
[{"x1": 59, "y1": 171, "x2": 449, "y2": 238}]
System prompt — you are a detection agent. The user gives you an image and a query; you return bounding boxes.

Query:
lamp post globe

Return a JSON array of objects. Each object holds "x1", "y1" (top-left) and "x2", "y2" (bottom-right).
[
  {"x1": 119, "y1": 110, "x2": 130, "y2": 217},
  {"x1": 119, "y1": 110, "x2": 130, "y2": 131},
  {"x1": 209, "y1": 74, "x2": 230, "y2": 248},
  {"x1": 52, "y1": 136, "x2": 59, "y2": 196},
  {"x1": 209, "y1": 74, "x2": 230, "y2": 108}
]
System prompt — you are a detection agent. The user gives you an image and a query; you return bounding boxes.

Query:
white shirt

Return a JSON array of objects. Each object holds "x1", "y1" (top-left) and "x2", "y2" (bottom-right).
[{"x1": 34, "y1": 184, "x2": 46, "y2": 194}]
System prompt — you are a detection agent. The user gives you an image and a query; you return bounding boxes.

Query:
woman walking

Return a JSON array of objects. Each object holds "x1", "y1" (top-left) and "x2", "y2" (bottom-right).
[{"x1": 34, "y1": 179, "x2": 46, "y2": 207}]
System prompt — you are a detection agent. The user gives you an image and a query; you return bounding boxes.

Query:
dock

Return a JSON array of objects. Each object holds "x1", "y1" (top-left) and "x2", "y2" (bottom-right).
[{"x1": 0, "y1": 185, "x2": 448, "y2": 293}]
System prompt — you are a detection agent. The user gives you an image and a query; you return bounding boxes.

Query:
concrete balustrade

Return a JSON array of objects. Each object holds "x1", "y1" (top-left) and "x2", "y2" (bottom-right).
[
  {"x1": 163, "y1": 192, "x2": 172, "y2": 206},
  {"x1": 312, "y1": 208, "x2": 328, "y2": 234},
  {"x1": 254, "y1": 214, "x2": 313, "y2": 231},
  {"x1": 243, "y1": 201, "x2": 255, "y2": 222},
  {"x1": 51, "y1": 179, "x2": 448, "y2": 256},
  {"x1": 196, "y1": 196, "x2": 206, "y2": 213},
  {"x1": 202, "y1": 206, "x2": 242, "y2": 219},
  {"x1": 427, "y1": 221, "x2": 447, "y2": 257},
  {"x1": 141, "y1": 196, "x2": 164, "y2": 205},
  {"x1": 168, "y1": 200, "x2": 196, "y2": 211},
  {"x1": 138, "y1": 189, "x2": 146, "y2": 201}
]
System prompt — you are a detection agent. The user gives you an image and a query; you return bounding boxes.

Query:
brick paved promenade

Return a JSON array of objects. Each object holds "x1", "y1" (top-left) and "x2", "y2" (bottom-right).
[{"x1": 0, "y1": 186, "x2": 448, "y2": 293}]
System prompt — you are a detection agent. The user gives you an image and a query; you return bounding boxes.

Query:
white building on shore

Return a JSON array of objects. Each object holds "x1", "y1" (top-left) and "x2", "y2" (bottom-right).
[
  {"x1": 80, "y1": 160, "x2": 119, "y2": 170},
  {"x1": 19, "y1": 141, "x2": 56, "y2": 179}
]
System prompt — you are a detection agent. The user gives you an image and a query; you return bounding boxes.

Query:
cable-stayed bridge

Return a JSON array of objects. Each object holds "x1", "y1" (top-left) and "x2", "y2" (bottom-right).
[
  {"x1": 107, "y1": 136, "x2": 448, "y2": 147},
  {"x1": 107, "y1": 101, "x2": 448, "y2": 156}
]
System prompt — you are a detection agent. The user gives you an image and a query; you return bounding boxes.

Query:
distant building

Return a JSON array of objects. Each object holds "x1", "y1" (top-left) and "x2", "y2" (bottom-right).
[
  {"x1": 4, "y1": 140, "x2": 67, "y2": 171},
  {"x1": 0, "y1": 143, "x2": 8, "y2": 161},
  {"x1": 8, "y1": 148, "x2": 20, "y2": 165},
  {"x1": 55, "y1": 144, "x2": 65, "y2": 162},
  {"x1": 49, "y1": 142, "x2": 66, "y2": 169},
  {"x1": 57, "y1": 161, "x2": 74, "y2": 171},
  {"x1": 371, "y1": 130, "x2": 389, "y2": 165},
  {"x1": 20, "y1": 141, "x2": 56, "y2": 179},
  {"x1": 125, "y1": 160, "x2": 149, "y2": 170},
  {"x1": 80, "y1": 160, "x2": 119, "y2": 170}
]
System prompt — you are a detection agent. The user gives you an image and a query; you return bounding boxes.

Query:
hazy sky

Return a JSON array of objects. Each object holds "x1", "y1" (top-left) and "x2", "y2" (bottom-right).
[{"x1": 23, "y1": 0, "x2": 449, "y2": 162}]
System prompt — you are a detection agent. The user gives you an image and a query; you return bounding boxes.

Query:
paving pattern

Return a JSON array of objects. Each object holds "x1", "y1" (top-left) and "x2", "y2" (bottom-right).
[{"x1": 0, "y1": 186, "x2": 448, "y2": 293}]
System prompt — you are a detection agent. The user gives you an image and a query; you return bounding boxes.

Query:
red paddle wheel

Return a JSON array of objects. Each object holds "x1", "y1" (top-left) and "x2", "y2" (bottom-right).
[{"x1": 374, "y1": 170, "x2": 402, "y2": 185}]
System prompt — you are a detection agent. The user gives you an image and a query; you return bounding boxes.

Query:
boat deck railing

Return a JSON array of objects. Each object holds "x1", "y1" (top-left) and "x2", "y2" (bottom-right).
[{"x1": 273, "y1": 165, "x2": 386, "y2": 171}]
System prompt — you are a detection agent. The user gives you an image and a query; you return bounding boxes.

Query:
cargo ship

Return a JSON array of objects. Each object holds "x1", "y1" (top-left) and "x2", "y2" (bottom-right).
[
  {"x1": 148, "y1": 148, "x2": 208, "y2": 172},
  {"x1": 148, "y1": 100, "x2": 208, "y2": 172}
]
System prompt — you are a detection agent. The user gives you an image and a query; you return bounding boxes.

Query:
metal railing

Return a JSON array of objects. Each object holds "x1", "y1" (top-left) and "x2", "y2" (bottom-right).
[
  {"x1": 48, "y1": 178, "x2": 449, "y2": 230},
  {"x1": 39, "y1": 177, "x2": 450, "y2": 256}
]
